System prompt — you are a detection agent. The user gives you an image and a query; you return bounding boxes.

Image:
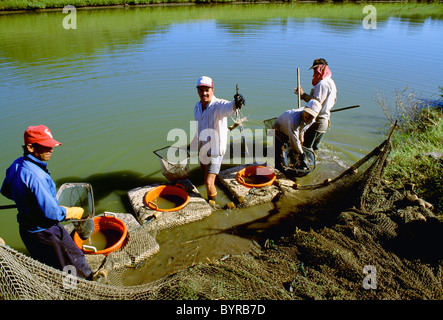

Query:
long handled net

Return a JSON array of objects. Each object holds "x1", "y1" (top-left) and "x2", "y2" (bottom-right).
[{"x1": 153, "y1": 146, "x2": 190, "y2": 181}]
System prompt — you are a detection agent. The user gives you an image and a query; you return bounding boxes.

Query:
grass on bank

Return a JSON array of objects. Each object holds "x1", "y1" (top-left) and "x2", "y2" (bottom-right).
[{"x1": 379, "y1": 87, "x2": 443, "y2": 215}]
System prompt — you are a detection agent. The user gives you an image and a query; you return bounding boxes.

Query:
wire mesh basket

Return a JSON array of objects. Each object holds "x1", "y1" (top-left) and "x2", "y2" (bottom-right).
[
  {"x1": 56, "y1": 183, "x2": 95, "y2": 239},
  {"x1": 57, "y1": 183, "x2": 94, "y2": 216},
  {"x1": 153, "y1": 146, "x2": 190, "y2": 181},
  {"x1": 263, "y1": 117, "x2": 277, "y2": 130},
  {"x1": 263, "y1": 117, "x2": 316, "y2": 178},
  {"x1": 281, "y1": 146, "x2": 316, "y2": 178}
]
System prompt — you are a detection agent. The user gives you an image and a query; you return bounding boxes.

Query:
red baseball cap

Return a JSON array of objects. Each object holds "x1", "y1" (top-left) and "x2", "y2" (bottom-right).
[{"x1": 24, "y1": 125, "x2": 62, "y2": 147}]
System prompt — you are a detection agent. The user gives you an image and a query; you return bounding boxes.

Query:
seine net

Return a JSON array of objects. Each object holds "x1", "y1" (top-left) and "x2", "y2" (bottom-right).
[{"x1": 2, "y1": 124, "x2": 443, "y2": 300}]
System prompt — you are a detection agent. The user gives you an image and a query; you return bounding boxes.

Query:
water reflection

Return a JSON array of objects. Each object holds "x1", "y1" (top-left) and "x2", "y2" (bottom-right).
[{"x1": 1, "y1": 5, "x2": 441, "y2": 64}]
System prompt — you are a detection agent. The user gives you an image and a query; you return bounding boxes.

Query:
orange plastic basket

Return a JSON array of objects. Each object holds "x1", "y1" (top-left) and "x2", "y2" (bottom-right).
[
  {"x1": 73, "y1": 213, "x2": 127, "y2": 255},
  {"x1": 236, "y1": 165, "x2": 276, "y2": 188},
  {"x1": 144, "y1": 183, "x2": 190, "y2": 212}
]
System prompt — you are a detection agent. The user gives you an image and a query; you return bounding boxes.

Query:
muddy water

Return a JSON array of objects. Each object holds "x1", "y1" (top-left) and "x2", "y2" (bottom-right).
[
  {"x1": 83, "y1": 230, "x2": 108, "y2": 252},
  {"x1": 0, "y1": 4, "x2": 442, "y2": 284},
  {"x1": 152, "y1": 194, "x2": 187, "y2": 210}
]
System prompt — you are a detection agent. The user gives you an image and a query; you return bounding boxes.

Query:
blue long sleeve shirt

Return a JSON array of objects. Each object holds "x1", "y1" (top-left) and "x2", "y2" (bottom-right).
[{"x1": 1, "y1": 154, "x2": 67, "y2": 232}]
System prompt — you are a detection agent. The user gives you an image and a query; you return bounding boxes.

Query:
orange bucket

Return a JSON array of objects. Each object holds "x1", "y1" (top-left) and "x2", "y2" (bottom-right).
[
  {"x1": 144, "y1": 183, "x2": 190, "y2": 212},
  {"x1": 73, "y1": 213, "x2": 127, "y2": 255},
  {"x1": 236, "y1": 165, "x2": 276, "y2": 188}
]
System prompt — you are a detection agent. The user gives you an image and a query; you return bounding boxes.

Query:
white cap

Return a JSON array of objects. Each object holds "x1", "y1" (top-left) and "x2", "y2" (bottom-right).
[
  {"x1": 197, "y1": 76, "x2": 214, "y2": 88},
  {"x1": 304, "y1": 99, "x2": 321, "y2": 117}
]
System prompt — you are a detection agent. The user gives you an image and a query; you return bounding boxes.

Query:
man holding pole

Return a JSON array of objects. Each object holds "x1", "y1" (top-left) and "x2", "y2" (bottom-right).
[
  {"x1": 192, "y1": 76, "x2": 245, "y2": 204},
  {"x1": 294, "y1": 58, "x2": 337, "y2": 151}
]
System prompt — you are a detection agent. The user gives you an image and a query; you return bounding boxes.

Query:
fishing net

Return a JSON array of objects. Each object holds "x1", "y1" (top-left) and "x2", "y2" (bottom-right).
[
  {"x1": 2, "y1": 123, "x2": 443, "y2": 300},
  {"x1": 153, "y1": 146, "x2": 190, "y2": 181}
]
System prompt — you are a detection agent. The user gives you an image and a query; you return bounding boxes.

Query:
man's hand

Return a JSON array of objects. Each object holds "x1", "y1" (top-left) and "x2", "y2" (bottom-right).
[
  {"x1": 63, "y1": 206, "x2": 84, "y2": 220},
  {"x1": 295, "y1": 87, "x2": 311, "y2": 102},
  {"x1": 234, "y1": 93, "x2": 245, "y2": 109},
  {"x1": 294, "y1": 86, "x2": 304, "y2": 96}
]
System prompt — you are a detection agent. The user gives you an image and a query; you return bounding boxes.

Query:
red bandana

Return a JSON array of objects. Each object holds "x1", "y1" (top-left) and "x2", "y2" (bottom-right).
[{"x1": 312, "y1": 65, "x2": 332, "y2": 86}]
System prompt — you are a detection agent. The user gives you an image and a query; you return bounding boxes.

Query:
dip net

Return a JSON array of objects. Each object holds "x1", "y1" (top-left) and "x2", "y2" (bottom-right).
[
  {"x1": 153, "y1": 146, "x2": 190, "y2": 181},
  {"x1": 263, "y1": 117, "x2": 316, "y2": 178},
  {"x1": 2, "y1": 123, "x2": 443, "y2": 300},
  {"x1": 56, "y1": 183, "x2": 96, "y2": 240},
  {"x1": 56, "y1": 183, "x2": 95, "y2": 218}
]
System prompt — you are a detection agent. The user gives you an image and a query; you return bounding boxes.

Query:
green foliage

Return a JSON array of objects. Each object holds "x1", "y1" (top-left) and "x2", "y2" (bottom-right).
[{"x1": 379, "y1": 87, "x2": 443, "y2": 214}]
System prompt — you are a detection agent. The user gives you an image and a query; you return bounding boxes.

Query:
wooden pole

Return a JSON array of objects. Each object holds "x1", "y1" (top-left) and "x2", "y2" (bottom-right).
[
  {"x1": 330, "y1": 105, "x2": 360, "y2": 113},
  {"x1": 297, "y1": 68, "x2": 301, "y2": 109},
  {"x1": 0, "y1": 204, "x2": 17, "y2": 210}
]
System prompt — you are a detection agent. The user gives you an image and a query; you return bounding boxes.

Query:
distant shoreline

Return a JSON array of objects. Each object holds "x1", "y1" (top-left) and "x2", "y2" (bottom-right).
[
  {"x1": 0, "y1": 1, "x2": 196, "y2": 14},
  {"x1": 1, "y1": 0, "x2": 442, "y2": 14}
]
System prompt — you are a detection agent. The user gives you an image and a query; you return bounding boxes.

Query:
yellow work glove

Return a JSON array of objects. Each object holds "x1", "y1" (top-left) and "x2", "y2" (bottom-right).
[{"x1": 62, "y1": 206, "x2": 85, "y2": 220}]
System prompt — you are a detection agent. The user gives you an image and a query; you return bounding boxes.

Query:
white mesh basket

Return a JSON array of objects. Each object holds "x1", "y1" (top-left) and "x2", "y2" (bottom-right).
[{"x1": 153, "y1": 146, "x2": 190, "y2": 181}]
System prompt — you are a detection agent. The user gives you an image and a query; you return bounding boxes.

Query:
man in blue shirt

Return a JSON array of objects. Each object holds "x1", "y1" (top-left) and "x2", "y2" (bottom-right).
[{"x1": 1, "y1": 125, "x2": 92, "y2": 280}]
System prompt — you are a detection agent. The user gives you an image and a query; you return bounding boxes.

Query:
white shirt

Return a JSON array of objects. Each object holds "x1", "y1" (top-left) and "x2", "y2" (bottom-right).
[
  {"x1": 310, "y1": 76, "x2": 337, "y2": 130},
  {"x1": 193, "y1": 96, "x2": 236, "y2": 158},
  {"x1": 273, "y1": 108, "x2": 314, "y2": 155}
]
